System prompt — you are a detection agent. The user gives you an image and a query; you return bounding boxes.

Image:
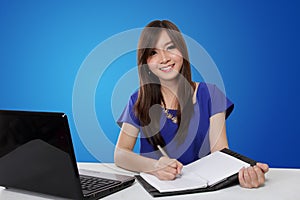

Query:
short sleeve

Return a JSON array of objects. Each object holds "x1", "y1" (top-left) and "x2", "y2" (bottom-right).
[
  {"x1": 208, "y1": 84, "x2": 234, "y2": 119},
  {"x1": 117, "y1": 92, "x2": 141, "y2": 128}
]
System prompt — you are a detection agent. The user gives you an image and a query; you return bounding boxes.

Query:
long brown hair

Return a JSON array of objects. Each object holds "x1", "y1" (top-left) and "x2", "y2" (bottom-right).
[{"x1": 135, "y1": 20, "x2": 195, "y2": 149}]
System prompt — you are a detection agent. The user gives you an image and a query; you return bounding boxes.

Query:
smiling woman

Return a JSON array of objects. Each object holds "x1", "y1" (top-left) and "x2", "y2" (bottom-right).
[{"x1": 114, "y1": 19, "x2": 269, "y2": 188}]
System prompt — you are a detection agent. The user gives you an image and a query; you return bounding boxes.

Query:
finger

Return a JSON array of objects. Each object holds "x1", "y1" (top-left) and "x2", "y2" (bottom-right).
[
  {"x1": 238, "y1": 168, "x2": 247, "y2": 188},
  {"x1": 168, "y1": 159, "x2": 178, "y2": 168},
  {"x1": 256, "y1": 163, "x2": 269, "y2": 173},
  {"x1": 176, "y1": 161, "x2": 183, "y2": 174},
  {"x1": 157, "y1": 157, "x2": 175, "y2": 170},
  {"x1": 158, "y1": 157, "x2": 183, "y2": 177},
  {"x1": 239, "y1": 168, "x2": 245, "y2": 187},
  {"x1": 157, "y1": 170, "x2": 177, "y2": 180},
  {"x1": 164, "y1": 159, "x2": 183, "y2": 175},
  {"x1": 247, "y1": 167, "x2": 259, "y2": 188},
  {"x1": 165, "y1": 165, "x2": 178, "y2": 175},
  {"x1": 254, "y1": 165, "x2": 265, "y2": 185},
  {"x1": 161, "y1": 157, "x2": 177, "y2": 168},
  {"x1": 243, "y1": 167, "x2": 252, "y2": 188}
]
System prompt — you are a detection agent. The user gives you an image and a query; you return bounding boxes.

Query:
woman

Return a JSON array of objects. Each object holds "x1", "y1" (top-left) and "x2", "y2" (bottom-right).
[{"x1": 114, "y1": 19, "x2": 268, "y2": 188}]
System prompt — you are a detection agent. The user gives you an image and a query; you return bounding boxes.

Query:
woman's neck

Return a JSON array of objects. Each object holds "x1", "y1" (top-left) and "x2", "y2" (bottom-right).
[{"x1": 160, "y1": 81, "x2": 179, "y2": 109}]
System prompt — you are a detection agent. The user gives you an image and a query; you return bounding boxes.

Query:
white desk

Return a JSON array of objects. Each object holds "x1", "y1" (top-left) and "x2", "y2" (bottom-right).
[{"x1": 0, "y1": 162, "x2": 299, "y2": 200}]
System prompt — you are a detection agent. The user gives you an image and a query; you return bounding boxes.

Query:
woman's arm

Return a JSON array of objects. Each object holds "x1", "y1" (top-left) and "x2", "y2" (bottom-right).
[
  {"x1": 114, "y1": 122, "x2": 183, "y2": 180},
  {"x1": 209, "y1": 112, "x2": 229, "y2": 152},
  {"x1": 114, "y1": 122, "x2": 157, "y2": 172},
  {"x1": 208, "y1": 112, "x2": 269, "y2": 188}
]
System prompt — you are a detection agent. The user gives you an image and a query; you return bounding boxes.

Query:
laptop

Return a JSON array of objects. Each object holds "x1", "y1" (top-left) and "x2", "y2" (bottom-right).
[{"x1": 0, "y1": 110, "x2": 135, "y2": 199}]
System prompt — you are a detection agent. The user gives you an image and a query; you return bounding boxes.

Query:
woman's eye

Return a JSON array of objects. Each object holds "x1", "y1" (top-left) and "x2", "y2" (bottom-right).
[
  {"x1": 150, "y1": 50, "x2": 157, "y2": 56},
  {"x1": 167, "y1": 45, "x2": 176, "y2": 50}
]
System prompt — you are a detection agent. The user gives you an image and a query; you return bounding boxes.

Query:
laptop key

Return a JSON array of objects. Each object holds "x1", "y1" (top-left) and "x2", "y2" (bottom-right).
[{"x1": 80, "y1": 175, "x2": 121, "y2": 195}]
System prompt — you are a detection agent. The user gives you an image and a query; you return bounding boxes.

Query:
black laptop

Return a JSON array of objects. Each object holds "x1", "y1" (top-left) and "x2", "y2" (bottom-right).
[{"x1": 0, "y1": 110, "x2": 135, "y2": 199}]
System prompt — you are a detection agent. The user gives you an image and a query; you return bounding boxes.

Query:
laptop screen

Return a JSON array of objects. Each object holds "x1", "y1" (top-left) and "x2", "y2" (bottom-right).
[{"x1": 0, "y1": 110, "x2": 83, "y2": 199}]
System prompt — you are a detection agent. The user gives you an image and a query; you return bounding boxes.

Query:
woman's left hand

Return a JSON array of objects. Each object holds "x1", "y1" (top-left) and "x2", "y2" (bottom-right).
[{"x1": 238, "y1": 162, "x2": 269, "y2": 188}]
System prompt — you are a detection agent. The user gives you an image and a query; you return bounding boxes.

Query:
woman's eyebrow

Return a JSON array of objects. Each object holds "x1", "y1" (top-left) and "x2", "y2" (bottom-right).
[
  {"x1": 155, "y1": 41, "x2": 173, "y2": 49},
  {"x1": 164, "y1": 41, "x2": 173, "y2": 47},
  {"x1": 154, "y1": 41, "x2": 174, "y2": 49}
]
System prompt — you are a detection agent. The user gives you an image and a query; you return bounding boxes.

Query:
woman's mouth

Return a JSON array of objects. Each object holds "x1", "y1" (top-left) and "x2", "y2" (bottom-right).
[{"x1": 159, "y1": 64, "x2": 174, "y2": 72}]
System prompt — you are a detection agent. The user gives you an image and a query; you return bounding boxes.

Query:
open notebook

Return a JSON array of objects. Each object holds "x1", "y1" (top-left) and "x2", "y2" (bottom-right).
[{"x1": 136, "y1": 148, "x2": 257, "y2": 197}]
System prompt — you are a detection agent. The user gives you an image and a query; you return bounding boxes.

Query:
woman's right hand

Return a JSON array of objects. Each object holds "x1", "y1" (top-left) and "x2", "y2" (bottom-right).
[{"x1": 151, "y1": 156, "x2": 183, "y2": 180}]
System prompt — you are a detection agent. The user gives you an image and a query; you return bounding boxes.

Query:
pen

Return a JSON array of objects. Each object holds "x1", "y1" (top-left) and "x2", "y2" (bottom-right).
[
  {"x1": 157, "y1": 145, "x2": 169, "y2": 158},
  {"x1": 157, "y1": 145, "x2": 182, "y2": 177}
]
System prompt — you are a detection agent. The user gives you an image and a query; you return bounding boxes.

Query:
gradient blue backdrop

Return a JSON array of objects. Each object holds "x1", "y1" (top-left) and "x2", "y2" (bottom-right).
[{"x1": 0, "y1": 0, "x2": 299, "y2": 168}]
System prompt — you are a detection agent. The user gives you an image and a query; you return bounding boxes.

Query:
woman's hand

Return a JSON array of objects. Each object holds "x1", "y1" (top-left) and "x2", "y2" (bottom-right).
[
  {"x1": 151, "y1": 156, "x2": 183, "y2": 180},
  {"x1": 239, "y1": 162, "x2": 269, "y2": 188}
]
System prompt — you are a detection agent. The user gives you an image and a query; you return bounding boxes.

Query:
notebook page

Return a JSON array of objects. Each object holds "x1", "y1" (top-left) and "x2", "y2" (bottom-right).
[
  {"x1": 185, "y1": 151, "x2": 250, "y2": 185},
  {"x1": 140, "y1": 168, "x2": 208, "y2": 193}
]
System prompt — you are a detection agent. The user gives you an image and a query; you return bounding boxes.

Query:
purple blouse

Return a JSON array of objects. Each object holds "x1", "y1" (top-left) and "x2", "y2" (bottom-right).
[{"x1": 118, "y1": 82, "x2": 234, "y2": 165}]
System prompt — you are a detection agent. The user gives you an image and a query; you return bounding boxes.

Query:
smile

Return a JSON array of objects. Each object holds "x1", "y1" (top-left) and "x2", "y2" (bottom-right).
[{"x1": 159, "y1": 64, "x2": 174, "y2": 72}]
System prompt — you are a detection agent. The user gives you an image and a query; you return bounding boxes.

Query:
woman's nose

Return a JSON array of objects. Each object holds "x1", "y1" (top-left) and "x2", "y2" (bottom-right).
[{"x1": 160, "y1": 51, "x2": 170, "y2": 64}]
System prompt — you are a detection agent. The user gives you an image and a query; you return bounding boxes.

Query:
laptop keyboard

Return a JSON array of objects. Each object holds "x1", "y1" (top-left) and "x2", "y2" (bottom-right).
[{"x1": 80, "y1": 174, "x2": 121, "y2": 195}]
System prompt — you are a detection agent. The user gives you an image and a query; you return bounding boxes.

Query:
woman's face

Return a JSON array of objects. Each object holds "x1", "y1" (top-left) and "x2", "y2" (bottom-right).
[{"x1": 146, "y1": 30, "x2": 183, "y2": 82}]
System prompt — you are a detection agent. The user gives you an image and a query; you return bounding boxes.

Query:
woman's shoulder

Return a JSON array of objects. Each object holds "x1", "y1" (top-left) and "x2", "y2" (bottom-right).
[
  {"x1": 128, "y1": 90, "x2": 139, "y2": 101},
  {"x1": 196, "y1": 82, "x2": 216, "y2": 89},
  {"x1": 193, "y1": 82, "x2": 216, "y2": 103},
  {"x1": 195, "y1": 82, "x2": 218, "y2": 93}
]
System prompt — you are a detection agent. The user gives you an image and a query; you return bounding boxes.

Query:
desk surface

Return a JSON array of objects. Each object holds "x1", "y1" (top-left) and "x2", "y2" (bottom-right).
[{"x1": 0, "y1": 162, "x2": 299, "y2": 200}]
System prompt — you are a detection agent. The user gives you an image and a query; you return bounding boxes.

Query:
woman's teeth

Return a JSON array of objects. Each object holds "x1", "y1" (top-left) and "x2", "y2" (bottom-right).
[{"x1": 160, "y1": 65, "x2": 173, "y2": 71}]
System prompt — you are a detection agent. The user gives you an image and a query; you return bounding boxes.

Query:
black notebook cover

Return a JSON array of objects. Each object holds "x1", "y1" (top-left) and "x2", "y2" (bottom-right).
[{"x1": 135, "y1": 148, "x2": 257, "y2": 197}]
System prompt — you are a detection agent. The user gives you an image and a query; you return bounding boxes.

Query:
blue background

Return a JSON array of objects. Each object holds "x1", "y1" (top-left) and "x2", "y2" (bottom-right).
[{"x1": 0, "y1": 0, "x2": 299, "y2": 168}]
